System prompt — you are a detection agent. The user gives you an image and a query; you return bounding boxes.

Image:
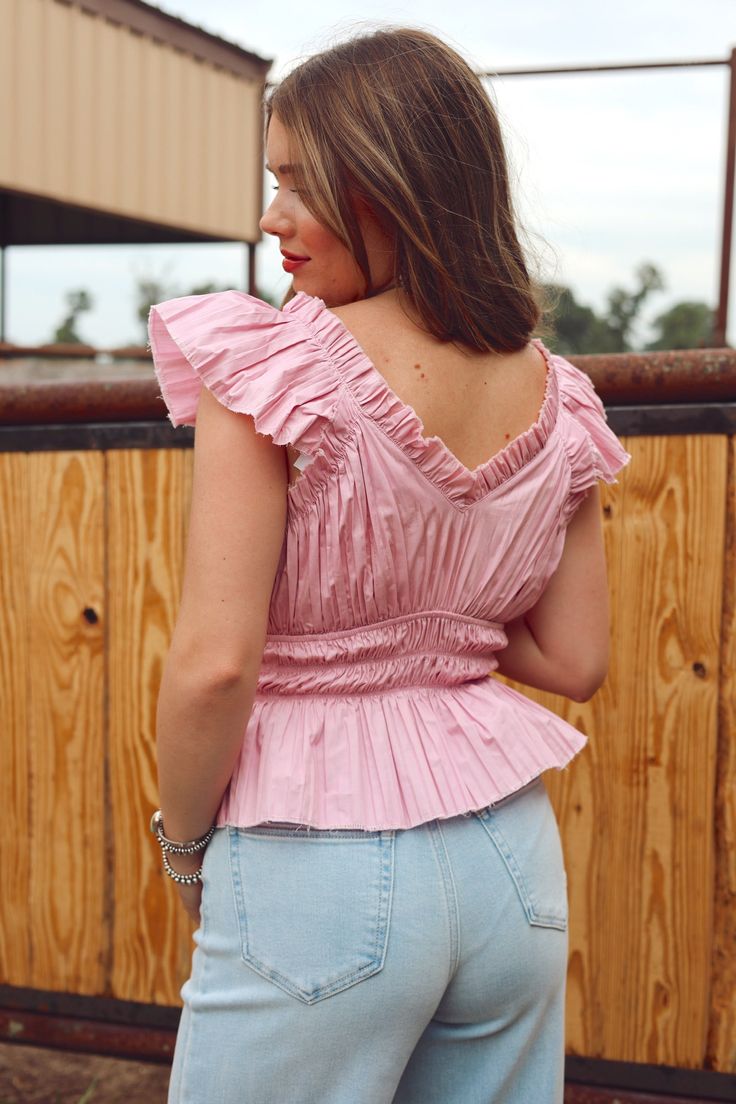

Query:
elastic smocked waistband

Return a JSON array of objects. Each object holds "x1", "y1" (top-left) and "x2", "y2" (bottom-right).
[{"x1": 257, "y1": 611, "x2": 508, "y2": 696}]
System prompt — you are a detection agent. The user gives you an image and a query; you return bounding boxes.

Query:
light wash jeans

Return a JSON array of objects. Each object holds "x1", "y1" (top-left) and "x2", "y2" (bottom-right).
[{"x1": 168, "y1": 778, "x2": 568, "y2": 1104}]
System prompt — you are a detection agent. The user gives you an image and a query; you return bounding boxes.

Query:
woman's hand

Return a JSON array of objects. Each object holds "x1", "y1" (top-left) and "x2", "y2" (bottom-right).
[
  {"x1": 167, "y1": 852, "x2": 205, "y2": 925},
  {"x1": 176, "y1": 881, "x2": 203, "y2": 925}
]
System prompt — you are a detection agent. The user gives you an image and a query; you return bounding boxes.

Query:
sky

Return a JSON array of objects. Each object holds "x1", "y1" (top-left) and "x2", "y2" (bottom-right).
[{"x1": 5, "y1": 0, "x2": 736, "y2": 348}]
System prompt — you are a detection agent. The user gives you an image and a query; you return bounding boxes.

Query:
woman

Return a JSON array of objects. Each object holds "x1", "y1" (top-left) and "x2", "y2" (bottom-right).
[{"x1": 148, "y1": 27, "x2": 629, "y2": 1104}]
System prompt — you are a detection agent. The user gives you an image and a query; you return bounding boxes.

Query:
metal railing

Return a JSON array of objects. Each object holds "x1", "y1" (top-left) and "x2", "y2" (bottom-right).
[{"x1": 483, "y1": 52, "x2": 736, "y2": 346}]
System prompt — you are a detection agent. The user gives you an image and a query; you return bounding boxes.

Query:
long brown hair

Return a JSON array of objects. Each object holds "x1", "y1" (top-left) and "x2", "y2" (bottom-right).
[{"x1": 266, "y1": 27, "x2": 540, "y2": 353}]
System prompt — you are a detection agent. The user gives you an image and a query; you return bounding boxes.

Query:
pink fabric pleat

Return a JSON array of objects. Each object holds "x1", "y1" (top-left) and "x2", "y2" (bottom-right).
[{"x1": 148, "y1": 290, "x2": 631, "y2": 830}]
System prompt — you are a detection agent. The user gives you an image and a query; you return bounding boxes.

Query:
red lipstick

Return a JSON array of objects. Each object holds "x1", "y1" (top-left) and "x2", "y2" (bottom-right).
[{"x1": 281, "y1": 250, "x2": 310, "y2": 274}]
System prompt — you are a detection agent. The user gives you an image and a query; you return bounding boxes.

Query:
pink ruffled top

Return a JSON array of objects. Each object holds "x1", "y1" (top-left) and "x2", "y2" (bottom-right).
[{"x1": 148, "y1": 290, "x2": 631, "y2": 830}]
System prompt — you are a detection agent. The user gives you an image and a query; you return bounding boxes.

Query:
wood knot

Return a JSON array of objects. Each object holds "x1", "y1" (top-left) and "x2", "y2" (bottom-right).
[
  {"x1": 82, "y1": 607, "x2": 99, "y2": 625},
  {"x1": 692, "y1": 661, "x2": 706, "y2": 678}
]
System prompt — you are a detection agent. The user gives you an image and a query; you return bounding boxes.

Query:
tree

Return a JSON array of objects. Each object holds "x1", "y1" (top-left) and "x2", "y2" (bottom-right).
[
  {"x1": 543, "y1": 261, "x2": 667, "y2": 354},
  {"x1": 542, "y1": 284, "x2": 617, "y2": 355},
  {"x1": 646, "y1": 301, "x2": 714, "y2": 350},
  {"x1": 604, "y1": 262, "x2": 665, "y2": 351},
  {"x1": 52, "y1": 289, "x2": 93, "y2": 344}
]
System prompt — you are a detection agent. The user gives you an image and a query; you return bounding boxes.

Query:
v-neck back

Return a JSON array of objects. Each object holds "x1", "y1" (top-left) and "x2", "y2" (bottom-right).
[
  {"x1": 289, "y1": 292, "x2": 560, "y2": 508},
  {"x1": 321, "y1": 301, "x2": 553, "y2": 475}
]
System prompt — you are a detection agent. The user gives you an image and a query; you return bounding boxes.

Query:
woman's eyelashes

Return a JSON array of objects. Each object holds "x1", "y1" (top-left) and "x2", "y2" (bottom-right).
[{"x1": 269, "y1": 175, "x2": 303, "y2": 196}]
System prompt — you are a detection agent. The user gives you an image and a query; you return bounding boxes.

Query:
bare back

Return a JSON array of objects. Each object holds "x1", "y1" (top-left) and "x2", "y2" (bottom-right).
[{"x1": 286, "y1": 291, "x2": 548, "y2": 486}]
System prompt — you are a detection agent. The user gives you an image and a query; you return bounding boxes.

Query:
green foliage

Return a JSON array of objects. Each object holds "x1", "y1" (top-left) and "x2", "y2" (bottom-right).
[
  {"x1": 604, "y1": 262, "x2": 665, "y2": 351},
  {"x1": 52, "y1": 289, "x2": 93, "y2": 344},
  {"x1": 544, "y1": 262, "x2": 714, "y2": 354},
  {"x1": 541, "y1": 284, "x2": 619, "y2": 356},
  {"x1": 646, "y1": 300, "x2": 714, "y2": 350}
]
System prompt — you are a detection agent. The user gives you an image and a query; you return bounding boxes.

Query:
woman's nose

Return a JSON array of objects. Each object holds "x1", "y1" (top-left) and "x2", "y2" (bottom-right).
[{"x1": 260, "y1": 197, "x2": 290, "y2": 238}]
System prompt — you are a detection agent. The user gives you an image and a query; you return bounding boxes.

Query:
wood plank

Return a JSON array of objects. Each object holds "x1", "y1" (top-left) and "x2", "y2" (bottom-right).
[
  {"x1": 0, "y1": 455, "x2": 31, "y2": 983},
  {"x1": 543, "y1": 465, "x2": 628, "y2": 1056},
  {"x1": 2, "y1": 427, "x2": 731, "y2": 1064},
  {"x1": 107, "y1": 449, "x2": 195, "y2": 1005},
  {"x1": 612, "y1": 435, "x2": 723, "y2": 1067},
  {"x1": 706, "y1": 436, "x2": 736, "y2": 1073},
  {"x1": 540, "y1": 436, "x2": 725, "y2": 1067},
  {"x1": 27, "y1": 452, "x2": 106, "y2": 994}
]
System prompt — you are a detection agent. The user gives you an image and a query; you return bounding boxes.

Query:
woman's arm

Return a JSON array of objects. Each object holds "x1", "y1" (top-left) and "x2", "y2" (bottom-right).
[
  {"x1": 155, "y1": 386, "x2": 288, "y2": 854},
  {"x1": 494, "y1": 484, "x2": 611, "y2": 702}
]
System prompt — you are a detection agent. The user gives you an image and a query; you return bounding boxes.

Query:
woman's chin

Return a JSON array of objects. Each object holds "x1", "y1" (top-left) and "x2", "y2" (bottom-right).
[{"x1": 289, "y1": 272, "x2": 313, "y2": 299}]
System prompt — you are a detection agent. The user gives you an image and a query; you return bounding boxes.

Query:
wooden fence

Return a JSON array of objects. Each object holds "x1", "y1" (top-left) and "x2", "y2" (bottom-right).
[{"x1": 0, "y1": 350, "x2": 734, "y2": 1087}]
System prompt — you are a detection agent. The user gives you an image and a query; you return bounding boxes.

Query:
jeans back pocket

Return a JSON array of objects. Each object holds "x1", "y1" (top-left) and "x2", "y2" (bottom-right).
[
  {"x1": 228, "y1": 825, "x2": 395, "y2": 1004},
  {"x1": 474, "y1": 780, "x2": 568, "y2": 931}
]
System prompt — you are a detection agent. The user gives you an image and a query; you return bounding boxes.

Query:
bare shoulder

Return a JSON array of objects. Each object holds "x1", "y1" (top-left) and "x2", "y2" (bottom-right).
[
  {"x1": 517, "y1": 339, "x2": 550, "y2": 385},
  {"x1": 327, "y1": 301, "x2": 366, "y2": 325},
  {"x1": 328, "y1": 294, "x2": 409, "y2": 340},
  {"x1": 329, "y1": 296, "x2": 546, "y2": 374},
  {"x1": 327, "y1": 296, "x2": 549, "y2": 469}
]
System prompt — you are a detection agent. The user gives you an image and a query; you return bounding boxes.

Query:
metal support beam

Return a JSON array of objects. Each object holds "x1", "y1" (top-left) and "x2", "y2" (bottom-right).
[
  {"x1": 485, "y1": 57, "x2": 727, "y2": 78},
  {"x1": 480, "y1": 52, "x2": 735, "y2": 349},
  {"x1": 247, "y1": 241, "x2": 257, "y2": 296},
  {"x1": 0, "y1": 242, "x2": 5, "y2": 342},
  {"x1": 715, "y1": 48, "x2": 736, "y2": 345}
]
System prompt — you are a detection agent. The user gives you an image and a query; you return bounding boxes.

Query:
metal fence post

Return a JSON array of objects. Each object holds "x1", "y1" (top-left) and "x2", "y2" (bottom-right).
[{"x1": 715, "y1": 48, "x2": 736, "y2": 346}]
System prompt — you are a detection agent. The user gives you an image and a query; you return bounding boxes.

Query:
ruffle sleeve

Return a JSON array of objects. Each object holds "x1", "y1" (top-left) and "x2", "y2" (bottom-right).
[
  {"x1": 554, "y1": 354, "x2": 631, "y2": 521},
  {"x1": 147, "y1": 289, "x2": 342, "y2": 457}
]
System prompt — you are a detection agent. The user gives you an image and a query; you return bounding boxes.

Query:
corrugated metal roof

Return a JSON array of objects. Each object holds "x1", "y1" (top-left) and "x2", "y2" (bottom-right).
[
  {"x1": 64, "y1": 0, "x2": 271, "y2": 78},
  {"x1": 1, "y1": 0, "x2": 270, "y2": 248}
]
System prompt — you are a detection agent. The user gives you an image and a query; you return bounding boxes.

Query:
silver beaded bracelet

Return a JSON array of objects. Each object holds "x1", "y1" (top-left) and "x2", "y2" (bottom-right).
[
  {"x1": 159, "y1": 847, "x2": 203, "y2": 885},
  {"x1": 150, "y1": 809, "x2": 216, "y2": 885}
]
